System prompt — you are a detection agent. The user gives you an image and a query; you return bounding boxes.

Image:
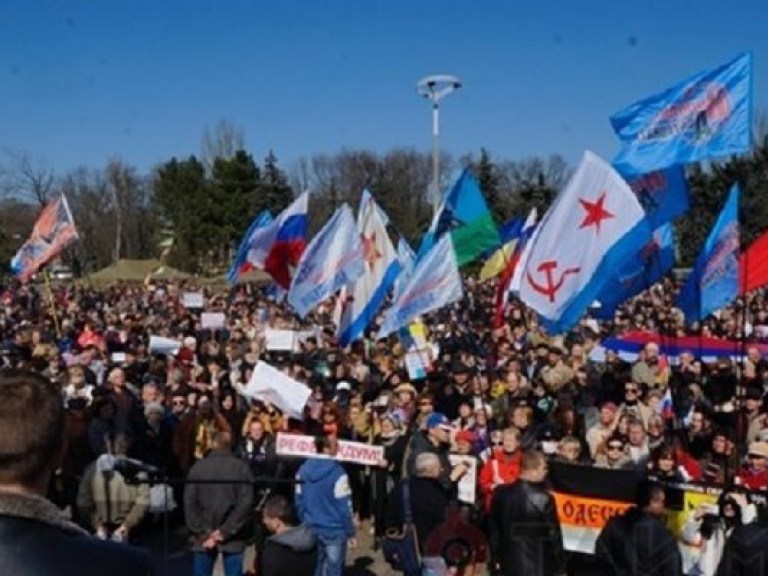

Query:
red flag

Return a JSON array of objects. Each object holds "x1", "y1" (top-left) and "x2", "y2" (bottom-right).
[{"x1": 740, "y1": 230, "x2": 768, "y2": 294}]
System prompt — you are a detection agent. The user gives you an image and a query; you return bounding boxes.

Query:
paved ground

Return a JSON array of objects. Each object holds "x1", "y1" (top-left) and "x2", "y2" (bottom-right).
[{"x1": 142, "y1": 517, "x2": 392, "y2": 576}]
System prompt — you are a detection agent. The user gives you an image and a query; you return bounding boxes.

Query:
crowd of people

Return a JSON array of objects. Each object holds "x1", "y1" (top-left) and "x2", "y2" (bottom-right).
[{"x1": 3, "y1": 274, "x2": 768, "y2": 575}]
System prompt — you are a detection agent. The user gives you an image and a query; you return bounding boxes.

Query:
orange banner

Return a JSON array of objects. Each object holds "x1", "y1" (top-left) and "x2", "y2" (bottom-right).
[{"x1": 553, "y1": 492, "x2": 634, "y2": 530}]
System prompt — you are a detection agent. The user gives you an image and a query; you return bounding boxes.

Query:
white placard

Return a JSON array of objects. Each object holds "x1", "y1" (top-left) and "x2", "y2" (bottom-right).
[
  {"x1": 182, "y1": 292, "x2": 204, "y2": 308},
  {"x1": 265, "y1": 329, "x2": 315, "y2": 352},
  {"x1": 148, "y1": 335, "x2": 180, "y2": 356},
  {"x1": 405, "y1": 351, "x2": 427, "y2": 380},
  {"x1": 449, "y1": 454, "x2": 477, "y2": 505},
  {"x1": 243, "y1": 361, "x2": 312, "y2": 419},
  {"x1": 201, "y1": 312, "x2": 226, "y2": 330},
  {"x1": 276, "y1": 433, "x2": 385, "y2": 466}
]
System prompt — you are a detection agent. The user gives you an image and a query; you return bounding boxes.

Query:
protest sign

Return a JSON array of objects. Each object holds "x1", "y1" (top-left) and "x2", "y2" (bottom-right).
[
  {"x1": 264, "y1": 329, "x2": 295, "y2": 351},
  {"x1": 276, "y1": 433, "x2": 384, "y2": 466},
  {"x1": 264, "y1": 329, "x2": 315, "y2": 352},
  {"x1": 182, "y1": 292, "x2": 204, "y2": 308},
  {"x1": 201, "y1": 312, "x2": 226, "y2": 330},
  {"x1": 404, "y1": 351, "x2": 427, "y2": 380},
  {"x1": 449, "y1": 454, "x2": 477, "y2": 505},
  {"x1": 148, "y1": 335, "x2": 180, "y2": 356},
  {"x1": 243, "y1": 361, "x2": 311, "y2": 419}
]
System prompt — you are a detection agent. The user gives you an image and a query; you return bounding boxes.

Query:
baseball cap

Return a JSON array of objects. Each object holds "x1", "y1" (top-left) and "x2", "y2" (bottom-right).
[{"x1": 426, "y1": 412, "x2": 452, "y2": 430}]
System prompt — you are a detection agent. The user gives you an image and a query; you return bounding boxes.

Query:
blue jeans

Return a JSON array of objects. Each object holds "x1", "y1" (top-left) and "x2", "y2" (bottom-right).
[
  {"x1": 192, "y1": 550, "x2": 243, "y2": 576},
  {"x1": 314, "y1": 533, "x2": 348, "y2": 576}
]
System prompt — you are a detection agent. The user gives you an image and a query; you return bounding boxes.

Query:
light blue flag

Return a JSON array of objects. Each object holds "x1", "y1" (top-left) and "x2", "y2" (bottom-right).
[
  {"x1": 677, "y1": 184, "x2": 740, "y2": 324},
  {"x1": 594, "y1": 223, "x2": 676, "y2": 319},
  {"x1": 393, "y1": 238, "x2": 416, "y2": 301},
  {"x1": 612, "y1": 52, "x2": 752, "y2": 175},
  {"x1": 378, "y1": 234, "x2": 463, "y2": 339},
  {"x1": 288, "y1": 204, "x2": 365, "y2": 318},
  {"x1": 620, "y1": 165, "x2": 690, "y2": 228},
  {"x1": 227, "y1": 210, "x2": 273, "y2": 283},
  {"x1": 337, "y1": 191, "x2": 401, "y2": 346}
]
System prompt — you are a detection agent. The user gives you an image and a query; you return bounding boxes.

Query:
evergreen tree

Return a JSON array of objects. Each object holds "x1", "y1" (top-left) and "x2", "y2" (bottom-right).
[
  {"x1": 473, "y1": 148, "x2": 506, "y2": 222},
  {"x1": 262, "y1": 151, "x2": 294, "y2": 214},
  {"x1": 153, "y1": 156, "x2": 209, "y2": 272}
]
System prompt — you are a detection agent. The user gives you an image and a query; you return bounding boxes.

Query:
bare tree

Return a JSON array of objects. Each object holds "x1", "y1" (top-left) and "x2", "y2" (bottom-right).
[
  {"x1": 201, "y1": 119, "x2": 245, "y2": 171},
  {"x1": 1, "y1": 149, "x2": 55, "y2": 205}
]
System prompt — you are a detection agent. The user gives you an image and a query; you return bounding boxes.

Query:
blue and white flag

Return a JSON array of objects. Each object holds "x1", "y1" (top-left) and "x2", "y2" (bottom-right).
[
  {"x1": 677, "y1": 184, "x2": 740, "y2": 324},
  {"x1": 337, "y1": 191, "x2": 401, "y2": 346},
  {"x1": 612, "y1": 52, "x2": 752, "y2": 175},
  {"x1": 518, "y1": 151, "x2": 650, "y2": 333},
  {"x1": 393, "y1": 237, "x2": 416, "y2": 301},
  {"x1": 594, "y1": 222, "x2": 676, "y2": 319},
  {"x1": 621, "y1": 165, "x2": 690, "y2": 228},
  {"x1": 288, "y1": 204, "x2": 366, "y2": 318},
  {"x1": 378, "y1": 235, "x2": 462, "y2": 339}
]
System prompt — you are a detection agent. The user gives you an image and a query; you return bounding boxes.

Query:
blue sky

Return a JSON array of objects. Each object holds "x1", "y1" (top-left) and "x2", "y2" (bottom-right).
[{"x1": 0, "y1": 0, "x2": 765, "y2": 175}]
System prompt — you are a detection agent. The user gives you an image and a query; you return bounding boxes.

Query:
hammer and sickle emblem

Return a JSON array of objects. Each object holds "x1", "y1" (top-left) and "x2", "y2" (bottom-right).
[{"x1": 526, "y1": 260, "x2": 581, "y2": 303}]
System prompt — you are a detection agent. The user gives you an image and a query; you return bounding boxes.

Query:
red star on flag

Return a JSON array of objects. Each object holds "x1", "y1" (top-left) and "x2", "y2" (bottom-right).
[
  {"x1": 362, "y1": 233, "x2": 382, "y2": 267},
  {"x1": 578, "y1": 192, "x2": 614, "y2": 234}
]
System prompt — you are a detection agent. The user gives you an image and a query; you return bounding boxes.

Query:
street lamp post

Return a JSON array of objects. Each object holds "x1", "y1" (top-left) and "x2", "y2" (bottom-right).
[{"x1": 417, "y1": 74, "x2": 462, "y2": 216}]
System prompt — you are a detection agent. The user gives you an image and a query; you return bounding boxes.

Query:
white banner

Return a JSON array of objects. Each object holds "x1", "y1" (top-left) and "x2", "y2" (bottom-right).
[
  {"x1": 276, "y1": 433, "x2": 384, "y2": 466},
  {"x1": 182, "y1": 292, "x2": 204, "y2": 308},
  {"x1": 201, "y1": 312, "x2": 226, "y2": 330},
  {"x1": 243, "y1": 361, "x2": 311, "y2": 419},
  {"x1": 148, "y1": 335, "x2": 180, "y2": 356},
  {"x1": 264, "y1": 329, "x2": 315, "y2": 352}
]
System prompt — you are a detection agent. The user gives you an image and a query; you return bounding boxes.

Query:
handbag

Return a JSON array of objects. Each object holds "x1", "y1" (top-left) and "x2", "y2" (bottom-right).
[{"x1": 382, "y1": 480, "x2": 422, "y2": 574}]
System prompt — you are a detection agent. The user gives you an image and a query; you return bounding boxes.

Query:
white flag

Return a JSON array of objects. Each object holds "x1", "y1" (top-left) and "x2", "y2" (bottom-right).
[{"x1": 518, "y1": 151, "x2": 650, "y2": 333}]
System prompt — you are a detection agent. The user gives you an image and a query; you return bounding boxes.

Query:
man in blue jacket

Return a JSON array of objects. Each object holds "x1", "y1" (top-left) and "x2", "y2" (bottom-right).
[{"x1": 295, "y1": 436, "x2": 356, "y2": 576}]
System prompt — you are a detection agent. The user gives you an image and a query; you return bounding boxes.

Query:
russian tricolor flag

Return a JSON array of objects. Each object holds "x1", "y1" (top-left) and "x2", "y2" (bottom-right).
[{"x1": 246, "y1": 192, "x2": 309, "y2": 288}]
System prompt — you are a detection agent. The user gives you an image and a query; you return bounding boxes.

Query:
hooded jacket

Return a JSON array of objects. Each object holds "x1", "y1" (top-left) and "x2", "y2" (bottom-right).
[
  {"x1": 261, "y1": 524, "x2": 317, "y2": 576},
  {"x1": 295, "y1": 458, "x2": 355, "y2": 537}
]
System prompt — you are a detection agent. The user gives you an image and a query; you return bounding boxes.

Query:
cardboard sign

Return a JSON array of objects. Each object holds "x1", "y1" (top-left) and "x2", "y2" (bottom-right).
[
  {"x1": 182, "y1": 292, "x2": 204, "y2": 309},
  {"x1": 276, "y1": 433, "x2": 385, "y2": 467}
]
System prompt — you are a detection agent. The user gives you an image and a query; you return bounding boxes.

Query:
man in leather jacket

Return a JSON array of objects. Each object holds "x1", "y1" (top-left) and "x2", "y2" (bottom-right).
[
  {"x1": 595, "y1": 480, "x2": 682, "y2": 576},
  {"x1": 0, "y1": 369, "x2": 154, "y2": 576},
  {"x1": 488, "y1": 450, "x2": 565, "y2": 576}
]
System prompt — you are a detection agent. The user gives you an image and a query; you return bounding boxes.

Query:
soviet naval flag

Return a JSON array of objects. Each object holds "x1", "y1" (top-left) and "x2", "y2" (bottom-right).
[{"x1": 518, "y1": 151, "x2": 650, "y2": 333}]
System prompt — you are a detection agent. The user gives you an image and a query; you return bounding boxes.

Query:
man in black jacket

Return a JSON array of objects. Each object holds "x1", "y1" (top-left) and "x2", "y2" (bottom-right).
[
  {"x1": 261, "y1": 494, "x2": 317, "y2": 576},
  {"x1": 184, "y1": 429, "x2": 255, "y2": 576},
  {"x1": 488, "y1": 450, "x2": 565, "y2": 576},
  {"x1": 0, "y1": 369, "x2": 154, "y2": 576},
  {"x1": 595, "y1": 480, "x2": 682, "y2": 576},
  {"x1": 716, "y1": 506, "x2": 768, "y2": 576}
]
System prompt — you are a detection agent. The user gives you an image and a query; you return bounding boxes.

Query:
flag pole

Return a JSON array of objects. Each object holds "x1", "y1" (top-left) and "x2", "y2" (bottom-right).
[{"x1": 43, "y1": 270, "x2": 61, "y2": 338}]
